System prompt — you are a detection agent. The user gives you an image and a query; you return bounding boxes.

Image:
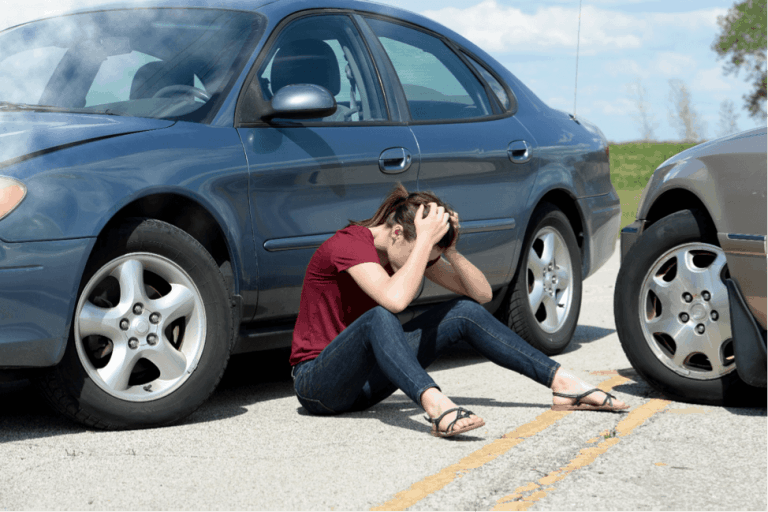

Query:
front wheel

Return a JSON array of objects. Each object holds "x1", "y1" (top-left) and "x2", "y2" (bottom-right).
[
  {"x1": 614, "y1": 209, "x2": 753, "y2": 405},
  {"x1": 39, "y1": 219, "x2": 236, "y2": 429},
  {"x1": 498, "y1": 203, "x2": 582, "y2": 355}
]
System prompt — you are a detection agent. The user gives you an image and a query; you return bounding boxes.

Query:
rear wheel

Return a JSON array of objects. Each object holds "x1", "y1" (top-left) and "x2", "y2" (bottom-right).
[
  {"x1": 498, "y1": 203, "x2": 582, "y2": 355},
  {"x1": 614, "y1": 209, "x2": 754, "y2": 405},
  {"x1": 39, "y1": 219, "x2": 236, "y2": 429}
]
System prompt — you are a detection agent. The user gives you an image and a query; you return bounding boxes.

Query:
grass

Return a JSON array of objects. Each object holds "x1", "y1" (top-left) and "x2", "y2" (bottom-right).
[{"x1": 609, "y1": 141, "x2": 699, "y2": 230}]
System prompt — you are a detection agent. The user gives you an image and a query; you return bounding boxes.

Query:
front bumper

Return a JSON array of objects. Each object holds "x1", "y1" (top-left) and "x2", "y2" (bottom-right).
[
  {"x1": 620, "y1": 219, "x2": 647, "y2": 263},
  {"x1": 577, "y1": 190, "x2": 621, "y2": 279},
  {"x1": 0, "y1": 238, "x2": 94, "y2": 368}
]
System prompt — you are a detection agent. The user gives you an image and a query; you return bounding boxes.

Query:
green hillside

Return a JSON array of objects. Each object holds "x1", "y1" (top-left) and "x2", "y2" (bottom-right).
[{"x1": 610, "y1": 141, "x2": 698, "y2": 230}]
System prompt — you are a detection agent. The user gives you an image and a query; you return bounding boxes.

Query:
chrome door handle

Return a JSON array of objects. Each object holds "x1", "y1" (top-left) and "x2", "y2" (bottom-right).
[
  {"x1": 379, "y1": 147, "x2": 412, "y2": 174},
  {"x1": 508, "y1": 140, "x2": 531, "y2": 164}
]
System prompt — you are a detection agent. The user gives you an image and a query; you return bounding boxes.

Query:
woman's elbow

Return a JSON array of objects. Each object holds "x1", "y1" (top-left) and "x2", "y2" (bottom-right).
[{"x1": 378, "y1": 297, "x2": 408, "y2": 314}]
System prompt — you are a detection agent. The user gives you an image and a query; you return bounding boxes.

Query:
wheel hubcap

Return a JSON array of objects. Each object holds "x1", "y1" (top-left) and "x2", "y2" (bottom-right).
[
  {"x1": 526, "y1": 227, "x2": 574, "y2": 333},
  {"x1": 74, "y1": 253, "x2": 206, "y2": 402},
  {"x1": 638, "y1": 243, "x2": 734, "y2": 380}
]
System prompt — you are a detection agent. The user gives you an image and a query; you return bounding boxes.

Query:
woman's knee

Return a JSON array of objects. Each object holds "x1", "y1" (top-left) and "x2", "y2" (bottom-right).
[
  {"x1": 367, "y1": 305, "x2": 401, "y2": 326},
  {"x1": 451, "y1": 297, "x2": 488, "y2": 318}
]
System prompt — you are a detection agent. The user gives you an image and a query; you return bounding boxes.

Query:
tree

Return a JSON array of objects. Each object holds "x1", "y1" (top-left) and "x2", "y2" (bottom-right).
[
  {"x1": 628, "y1": 78, "x2": 658, "y2": 141},
  {"x1": 712, "y1": 0, "x2": 767, "y2": 120},
  {"x1": 668, "y1": 79, "x2": 706, "y2": 142},
  {"x1": 718, "y1": 99, "x2": 741, "y2": 137}
]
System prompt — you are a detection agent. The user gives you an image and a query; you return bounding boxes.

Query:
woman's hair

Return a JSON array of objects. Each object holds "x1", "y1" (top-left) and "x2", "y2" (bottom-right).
[{"x1": 347, "y1": 183, "x2": 458, "y2": 249}]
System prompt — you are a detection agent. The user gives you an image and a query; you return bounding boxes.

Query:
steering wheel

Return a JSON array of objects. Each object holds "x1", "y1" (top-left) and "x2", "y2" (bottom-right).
[{"x1": 152, "y1": 85, "x2": 211, "y2": 102}]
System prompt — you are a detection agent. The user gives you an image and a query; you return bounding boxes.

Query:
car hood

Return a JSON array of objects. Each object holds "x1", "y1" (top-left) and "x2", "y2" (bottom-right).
[{"x1": 0, "y1": 112, "x2": 174, "y2": 168}]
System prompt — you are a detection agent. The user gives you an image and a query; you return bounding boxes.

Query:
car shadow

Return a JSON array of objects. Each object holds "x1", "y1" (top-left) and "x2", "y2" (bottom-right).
[
  {"x1": 558, "y1": 325, "x2": 616, "y2": 355},
  {"x1": 0, "y1": 324, "x2": 618, "y2": 438},
  {"x1": 0, "y1": 348, "x2": 299, "y2": 440},
  {"x1": 295, "y1": 394, "x2": 549, "y2": 440},
  {"x1": 183, "y1": 348, "x2": 296, "y2": 426},
  {"x1": 611, "y1": 367, "x2": 767, "y2": 413}
]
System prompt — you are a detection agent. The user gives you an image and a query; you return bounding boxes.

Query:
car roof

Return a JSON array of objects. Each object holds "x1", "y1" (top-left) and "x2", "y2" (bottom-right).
[
  {"x1": 62, "y1": 0, "x2": 424, "y2": 22},
  {"x1": 50, "y1": 0, "x2": 471, "y2": 53}
]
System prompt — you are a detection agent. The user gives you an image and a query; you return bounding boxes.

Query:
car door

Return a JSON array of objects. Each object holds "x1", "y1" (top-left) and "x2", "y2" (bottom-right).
[
  {"x1": 236, "y1": 13, "x2": 419, "y2": 321},
  {"x1": 362, "y1": 17, "x2": 539, "y2": 302}
]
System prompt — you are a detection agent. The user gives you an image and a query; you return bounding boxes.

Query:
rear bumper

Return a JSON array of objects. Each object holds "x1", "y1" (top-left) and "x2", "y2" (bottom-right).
[
  {"x1": 578, "y1": 190, "x2": 621, "y2": 279},
  {"x1": 0, "y1": 238, "x2": 94, "y2": 368}
]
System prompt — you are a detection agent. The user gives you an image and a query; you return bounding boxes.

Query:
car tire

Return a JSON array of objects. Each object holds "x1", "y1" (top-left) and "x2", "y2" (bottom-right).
[
  {"x1": 498, "y1": 203, "x2": 582, "y2": 355},
  {"x1": 614, "y1": 209, "x2": 755, "y2": 405},
  {"x1": 38, "y1": 218, "x2": 236, "y2": 429}
]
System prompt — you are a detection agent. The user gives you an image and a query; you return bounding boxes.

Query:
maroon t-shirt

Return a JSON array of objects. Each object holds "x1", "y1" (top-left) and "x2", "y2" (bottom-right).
[
  {"x1": 290, "y1": 225, "x2": 440, "y2": 365},
  {"x1": 290, "y1": 225, "x2": 387, "y2": 365}
]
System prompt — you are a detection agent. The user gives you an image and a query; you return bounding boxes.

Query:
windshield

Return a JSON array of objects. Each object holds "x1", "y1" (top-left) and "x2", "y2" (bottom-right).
[{"x1": 0, "y1": 9, "x2": 264, "y2": 122}]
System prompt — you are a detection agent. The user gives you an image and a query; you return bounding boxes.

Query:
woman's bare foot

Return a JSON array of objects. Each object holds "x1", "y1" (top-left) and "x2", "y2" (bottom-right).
[
  {"x1": 550, "y1": 369, "x2": 629, "y2": 410},
  {"x1": 421, "y1": 388, "x2": 485, "y2": 436}
]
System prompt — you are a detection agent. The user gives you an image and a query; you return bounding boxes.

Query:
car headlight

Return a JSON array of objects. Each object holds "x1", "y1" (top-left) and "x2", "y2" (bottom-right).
[{"x1": 0, "y1": 176, "x2": 27, "y2": 220}]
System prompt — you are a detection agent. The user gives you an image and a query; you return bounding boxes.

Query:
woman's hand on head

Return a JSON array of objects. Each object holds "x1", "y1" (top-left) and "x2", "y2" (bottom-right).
[
  {"x1": 414, "y1": 203, "x2": 450, "y2": 246},
  {"x1": 445, "y1": 210, "x2": 460, "y2": 253}
]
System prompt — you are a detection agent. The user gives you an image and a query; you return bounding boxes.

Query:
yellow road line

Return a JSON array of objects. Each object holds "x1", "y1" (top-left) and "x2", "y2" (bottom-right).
[
  {"x1": 371, "y1": 375, "x2": 629, "y2": 511},
  {"x1": 492, "y1": 398, "x2": 671, "y2": 511}
]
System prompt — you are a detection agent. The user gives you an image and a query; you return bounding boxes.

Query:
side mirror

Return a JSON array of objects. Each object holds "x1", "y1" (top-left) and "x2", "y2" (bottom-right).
[{"x1": 261, "y1": 84, "x2": 337, "y2": 121}]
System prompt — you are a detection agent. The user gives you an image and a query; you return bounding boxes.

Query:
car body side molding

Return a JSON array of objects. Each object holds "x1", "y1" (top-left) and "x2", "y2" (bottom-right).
[{"x1": 262, "y1": 218, "x2": 516, "y2": 252}]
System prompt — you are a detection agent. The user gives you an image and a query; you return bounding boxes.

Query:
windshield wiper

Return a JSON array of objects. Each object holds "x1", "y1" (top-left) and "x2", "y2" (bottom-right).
[{"x1": 0, "y1": 101, "x2": 129, "y2": 116}]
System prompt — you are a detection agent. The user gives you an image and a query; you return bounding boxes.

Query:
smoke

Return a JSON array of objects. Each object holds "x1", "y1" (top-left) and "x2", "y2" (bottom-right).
[
  {"x1": 0, "y1": 0, "x2": 111, "y2": 32},
  {"x1": 0, "y1": 3, "x2": 256, "y2": 167}
]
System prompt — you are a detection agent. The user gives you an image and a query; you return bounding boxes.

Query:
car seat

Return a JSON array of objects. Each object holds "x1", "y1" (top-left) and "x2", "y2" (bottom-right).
[{"x1": 130, "y1": 61, "x2": 194, "y2": 100}]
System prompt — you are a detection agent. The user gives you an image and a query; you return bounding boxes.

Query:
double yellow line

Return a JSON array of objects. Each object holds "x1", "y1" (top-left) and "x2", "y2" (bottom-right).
[{"x1": 372, "y1": 375, "x2": 670, "y2": 511}]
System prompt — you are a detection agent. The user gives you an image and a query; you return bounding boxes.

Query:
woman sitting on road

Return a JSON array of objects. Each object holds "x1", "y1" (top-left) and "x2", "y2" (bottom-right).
[{"x1": 290, "y1": 184, "x2": 628, "y2": 437}]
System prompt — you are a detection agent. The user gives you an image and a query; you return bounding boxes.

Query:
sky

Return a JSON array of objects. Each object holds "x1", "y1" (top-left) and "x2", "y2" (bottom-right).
[{"x1": 1, "y1": 0, "x2": 765, "y2": 142}]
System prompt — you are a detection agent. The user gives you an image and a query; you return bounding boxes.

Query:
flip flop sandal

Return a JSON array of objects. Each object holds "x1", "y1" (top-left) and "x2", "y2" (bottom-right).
[
  {"x1": 425, "y1": 407, "x2": 485, "y2": 438},
  {"x1": 551, "y1": 388, "x2": 630, "y2": 412}
]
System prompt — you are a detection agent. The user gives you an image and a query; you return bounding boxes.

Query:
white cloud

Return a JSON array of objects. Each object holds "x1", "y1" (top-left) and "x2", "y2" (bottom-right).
[
  {"x1": 605, "y1": 59, "x2": 645, "y2": 78},
  {"x1": 421, "y1": 1, "x2": 725, "y2": 55},
  {"x1": 593, "y1": 98, "x2": 635, "y2": 116},
  {"x1": 692, "y1": 66, "x2": 743, "y2": 93},
  {"x1": 653, "y1": 52, "x2": 698, "y2": 77}
]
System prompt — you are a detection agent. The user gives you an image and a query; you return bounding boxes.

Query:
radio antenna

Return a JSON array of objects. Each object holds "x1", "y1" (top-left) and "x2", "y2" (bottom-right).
[{"x1": 573, "y1": 0, "x2": 583, "y2": 117}]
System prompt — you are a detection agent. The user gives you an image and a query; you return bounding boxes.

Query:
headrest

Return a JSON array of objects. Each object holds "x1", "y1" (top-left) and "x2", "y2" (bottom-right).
[
  {"x1": 130, "y1": 61, "x2": 194, "y2": 99},
  {"x1": 270, "y1": 40, "x2": 340, "y2": 97}
]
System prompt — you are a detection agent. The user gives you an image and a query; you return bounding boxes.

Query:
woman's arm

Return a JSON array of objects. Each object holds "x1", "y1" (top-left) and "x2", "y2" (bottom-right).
[
  {"x1": 424, "y1": 212, "x2": 493, "y2": 304},
  {"x1": 347, "y1": 204, "x2": 450, "y2": 313},
  {"x1": 345, "y1": 241, "x2": 433, "y2": 313},
  {"x1": 424, "y1": 251, "x2": 493, "y2": 304}
]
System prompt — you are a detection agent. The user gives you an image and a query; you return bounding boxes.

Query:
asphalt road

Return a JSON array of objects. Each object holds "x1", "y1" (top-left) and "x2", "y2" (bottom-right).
[{"x1": 1, "y1": 246, "x2": 766, "y2": 510}]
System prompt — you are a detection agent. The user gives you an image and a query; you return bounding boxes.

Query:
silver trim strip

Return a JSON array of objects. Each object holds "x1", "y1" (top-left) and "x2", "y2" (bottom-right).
[
  {"x1": 727, "y1": 233, "x2": 766, "y2": 241},
  {"x1": 459, "y1": 218, "x2": 516, "y2": 234},
  {"x1": 264, "y1": 233, "x2": 333, "y2": 252},
  {"x1": 263, "y1": 218, "x2": 516, "y2": 252}
]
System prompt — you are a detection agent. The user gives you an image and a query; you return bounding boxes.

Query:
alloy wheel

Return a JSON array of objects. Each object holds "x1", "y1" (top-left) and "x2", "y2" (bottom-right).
[
  {"x1": 638, "y1": 243, "x2": 734, "y2": 380},
  {"x1": 74, "y1": 253, "x2": 206, "y2": 402},
  {"x1": 526, "y1": 227, "x2": 574, "y2": 333}
]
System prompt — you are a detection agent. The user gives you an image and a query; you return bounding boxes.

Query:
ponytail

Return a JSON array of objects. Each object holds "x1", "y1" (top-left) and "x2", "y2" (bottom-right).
[{"x1": 347, "y1": 183, "x2": 458, "y2": 249}]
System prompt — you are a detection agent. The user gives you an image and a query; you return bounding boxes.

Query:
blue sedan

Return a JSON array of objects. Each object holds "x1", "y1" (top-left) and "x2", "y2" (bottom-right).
[{"x1": 0, "y1": 0, "x2": 620, "y2": 429}]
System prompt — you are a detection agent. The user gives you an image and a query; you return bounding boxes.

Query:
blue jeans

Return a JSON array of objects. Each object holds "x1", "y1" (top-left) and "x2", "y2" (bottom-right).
[{"x1": 292, "y1": 297, "x2": 561, "y2": 415}]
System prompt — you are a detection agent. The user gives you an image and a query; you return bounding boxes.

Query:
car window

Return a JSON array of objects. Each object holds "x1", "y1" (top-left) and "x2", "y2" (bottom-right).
[
  {"x1": 258, "y1": 15, "x2": 387, "y2": 123},
  {"x1": 85, "y1": 52, "x2": 208, "y2": 107},
  {"x1": 85, "y1": 51, "x2": 161, "y2": 107},
  {"x1": 463, "y1": 53, "x2": 510, "y2": 111},
  {"x1": 364, "y1": 18, "x2": 493, "y2": 122},
  {"x1": 0, "y1": 47, "x2": 67, "y2": 104},
  {"x1": 0, "y1": 9, "x2": 265, "y2": 122}
]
